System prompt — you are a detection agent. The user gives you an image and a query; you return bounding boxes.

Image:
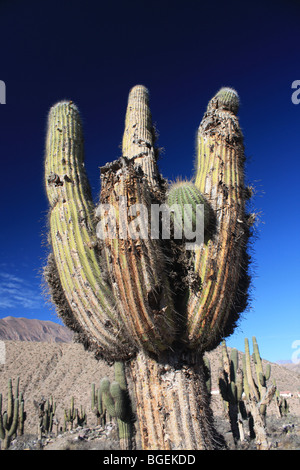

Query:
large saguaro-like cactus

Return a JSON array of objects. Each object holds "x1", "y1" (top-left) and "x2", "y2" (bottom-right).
[{"x1": 44, "y1": 85, "x2": 252, "y2": 450}]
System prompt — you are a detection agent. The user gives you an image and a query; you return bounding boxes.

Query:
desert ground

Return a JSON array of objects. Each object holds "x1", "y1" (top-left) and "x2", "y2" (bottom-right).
[{"x1": 0, "y1": 318, "x2": 299, "y2": 450}]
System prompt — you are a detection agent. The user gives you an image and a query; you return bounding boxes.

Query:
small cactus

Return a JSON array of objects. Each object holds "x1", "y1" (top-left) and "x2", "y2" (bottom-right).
[
  {"x1": 43, "y1": 397, "x2": 56, "y2": 435},
  {"x1": 274, "y1": 382, "x2": 289, "y2": 418},
  {"x1": 0, "y1": 378, "x2": 25, "y2": 450},
  {"x1": 91, "y1": 383, "x2": 105, "y2": 425},
  {"x1": 243, "y1": 337, "x2": 276, "y2": 450},
  {"x1": 64, "y1": 397, "x2": 77, "y2": 431},
  {"x1": 18, "y1": 392, "x2": 26, "y2": 436},
  {"x1": 218, "y1": 342, "x2": 245, "y2": 443},
  {"x1": 37, "y1": 396, "x2": 56, "y2": 438},
  {"x1": 92, "y1": 362, "x2": 133, "y2": 449},
  {"x1": 167, "y1": 181, "x2": 210, "y2": 241},
  {"x1": 76, "y1": 406, "x2": 87, "y2": 427}
]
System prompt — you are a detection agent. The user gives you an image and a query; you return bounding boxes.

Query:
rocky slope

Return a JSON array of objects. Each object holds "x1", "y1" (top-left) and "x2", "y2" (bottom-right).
[{"x1": 0, "y1": 317, "x2": 299, "y2": 449}]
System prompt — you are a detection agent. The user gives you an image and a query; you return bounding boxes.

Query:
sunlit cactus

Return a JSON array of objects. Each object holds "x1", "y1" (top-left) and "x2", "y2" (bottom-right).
[
  {"x1": 0, "y1": 377, "x2": 25, "y2": 450},
  {"x1": 212, "y1": 87, "x2": 240, "y2": 114},
  {"x1": 167, "y1": 180, "x2": 210, "y2": 240},
  {"x1": 44, "y1": 85, "x2": 252, "y2": 450},
  {"x1": 243, "y1": 337, "x2": 276, "y2": 450},
  {"x1": 218, "y1": 342, "x2": 245, "y2": 443}
]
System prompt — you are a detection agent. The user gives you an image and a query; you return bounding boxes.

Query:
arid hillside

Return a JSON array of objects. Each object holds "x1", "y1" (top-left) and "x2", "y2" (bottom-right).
[{"x1": 0, "y1": 330, "x2": 299, "y2": 437}]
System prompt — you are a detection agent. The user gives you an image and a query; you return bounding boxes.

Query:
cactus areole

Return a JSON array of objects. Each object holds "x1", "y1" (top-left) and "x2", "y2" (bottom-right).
[{"x1": 44, "y1": 85, "x2": 251, "y2": 450}]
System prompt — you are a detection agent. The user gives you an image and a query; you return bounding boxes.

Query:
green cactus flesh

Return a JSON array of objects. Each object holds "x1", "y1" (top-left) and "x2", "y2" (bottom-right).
[
  {"x1": 167, "y1": 181, "x2": 210, "y2": 240},
  {"x1": 211, "y1": 87, "x2": 240, "y2": 114}
]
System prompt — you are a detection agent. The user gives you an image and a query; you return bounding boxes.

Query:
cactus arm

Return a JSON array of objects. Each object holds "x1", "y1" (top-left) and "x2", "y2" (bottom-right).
[
  {"x1": 187, "y1": 88, "x2": 250, "y2": 350},
  {"x1": 122, "y1": 85, "x2": 160, "y2": 189},
  {"x1": 7, "y1": 398, "x2": 18, "y2": 438},
  {"x1": 252, "y1": 336, "x2": 271, "y2": 391},
  {"x1": 99, "y1": 86, "x2": 176, "y2": 354},
  {"x1": 18, "y1": 393, "x2": 25, "y2": 435},
  {"x1": 7, "y1": 379, "x2": 13, "y2": 428},
  {"x1": 45, "y1": 101, "x2": 134, "y2": 360},
  {"x1": 0, "y1": 395, "x2": 4, "y2": 440},
  {"x1": 91, "y1": 383, "x2": 96, "y2": 413},
  {"x1": 244, "y1": 338, "x2": 260, "y2": 401}
]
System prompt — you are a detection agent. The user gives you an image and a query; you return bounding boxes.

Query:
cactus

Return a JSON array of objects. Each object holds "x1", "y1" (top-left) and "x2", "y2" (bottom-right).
[
  {"x1": 44, "y1": 397, "x2": 56, "y2": 435},
  {"x1": 18, "y1": 392, "x2": 26, "y2": 436},
  {"x1": 167, "y1": 180, "x2": 210, "y2": 240},
  {"x1": 91, "y1": 383, "x2": 105, "y2": 425},
  {"x1": 274, "y1": 381, "x2": 289, "y2": 418},
  {"x1": 91, "y1": 362, "x2": 133, "y2": 449},
  {"x1": 218, "y1": 342, "x2": 245, "y2": 443},
  {"x1": 0, "y1": 377, "x2": 25, "y2": 450},
  {"x1": 64, "y1": 397, "x2": 77, "y2": 431},
  {"x1": 203, "y1": 356, "x2": 211, "y2": 395},
  {"x1": 244, "y1": 337, "x2": 274, "y2": 418},
  {"x1": 101, "y1": 378, "x2": 132, "y2": 450},
  {"x1": 37, "y1": 396, "x2": 56, "y2": 438},
  {"x1": 243, "y1": 337, "x2": 276, "y2": 450},
  {"x1": 76, "y1": 406, "x2": 87, "y2": 427},
  {"x1": 44, "y1": 85, "x2": 252, "y2": 450},
  {"x1": 252, "y1": 336, "x2": 271, "y2": 396},
  {"x1": 64, "y1": 397, "x2": 87, "y2": 431}
]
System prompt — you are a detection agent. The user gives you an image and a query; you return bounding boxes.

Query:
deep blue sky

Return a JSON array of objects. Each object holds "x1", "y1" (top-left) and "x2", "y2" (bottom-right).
[{"x1": 0, "y1": 0, "x2": 299, "y2": 362}]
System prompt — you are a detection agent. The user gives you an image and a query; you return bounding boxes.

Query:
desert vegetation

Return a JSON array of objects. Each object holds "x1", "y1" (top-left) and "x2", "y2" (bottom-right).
[{"x1": 0, "y1": 336, "x2": 299, "y2": 450}]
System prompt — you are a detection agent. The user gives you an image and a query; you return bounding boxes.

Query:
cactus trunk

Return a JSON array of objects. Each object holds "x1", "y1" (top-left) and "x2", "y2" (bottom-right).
[{"x1": 130, "y1": 351, "x2": 222, "y2": 450}]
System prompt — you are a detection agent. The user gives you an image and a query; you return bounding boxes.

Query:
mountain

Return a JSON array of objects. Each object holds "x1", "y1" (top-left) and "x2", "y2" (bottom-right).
[
  {"x1": 0, "y1": 316, "x2": 73, "y2": 343},
  {"x1": 277, "y1": 362, "x2": 300, "y2": 375}
]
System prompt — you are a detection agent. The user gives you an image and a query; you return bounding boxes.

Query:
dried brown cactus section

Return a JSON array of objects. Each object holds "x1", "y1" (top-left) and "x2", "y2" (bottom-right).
[
  {"x1": 99, "y1": 158, "x2": 176, "y2": 354},
  {"x1": 122, "y1": 85, "x2": 160, "y2": 190},
  {"x1": 130, "y1": 350, "x2": 220, "y2": 450}
]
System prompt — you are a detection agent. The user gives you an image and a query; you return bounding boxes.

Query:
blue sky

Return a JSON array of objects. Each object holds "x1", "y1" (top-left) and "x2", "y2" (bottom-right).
[{"x1": 0, "y1": 0, "x2": 299, "y2": 363}]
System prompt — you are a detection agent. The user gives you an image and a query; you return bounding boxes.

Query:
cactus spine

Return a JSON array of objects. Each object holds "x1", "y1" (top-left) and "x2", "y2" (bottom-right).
[{"x1": 44, "y1": 85, "x2": 251, "y2": 450}]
